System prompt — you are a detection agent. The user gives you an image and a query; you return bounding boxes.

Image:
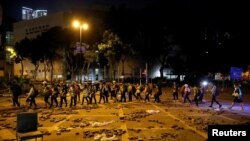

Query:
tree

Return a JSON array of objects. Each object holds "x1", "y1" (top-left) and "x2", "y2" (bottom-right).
[
  {"x1": 97, "y1": 30, "x2": 133, "y2": 80},
  {"x1": 157, "y1": 33, "x2": 173, "y2": 79},
  {"x1": 28, "y1": 37, "x2": 44, "y2": 80},
  {"x1": 64, "y1": 47, "x2": 79, "y2": 81},
  {"x1": 38, "y1": 27, "x2": 73, "y2": 81},
  {"x1": 15, "y1": 38, "x2": 31, "y2": 76},
  {"x1": 40, "y1": 27, "x2": 79, "y2": 81},
  {"x1": 15, "y1": 27, "x2": 76, "y2": 81},
  {"x1": 15, "y1": 37, "x2": 43, "y2": 79}
]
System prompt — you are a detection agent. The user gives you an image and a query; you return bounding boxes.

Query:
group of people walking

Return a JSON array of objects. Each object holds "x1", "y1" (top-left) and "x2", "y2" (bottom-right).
[
  {"x1": 10, "y1": 81, "x2": 162, "y2": 109},
  {"x1": 10, "y1": 80, "x2": 244, "y2": 111},
  {"x1": 172, "y1": 81, "x2": 244, "y2": 111}
]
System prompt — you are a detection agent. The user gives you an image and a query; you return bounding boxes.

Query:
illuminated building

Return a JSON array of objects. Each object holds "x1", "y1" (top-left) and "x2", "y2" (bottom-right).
[
  {"x1": 22, "y1": 7, "x2": 47, "y2": 20},
  {"x1": 32, "y1": 9, "x2": 47, "y2": 19},
  {"x1": 22, "y1": 7, "x2": 33, "y2": 20}
]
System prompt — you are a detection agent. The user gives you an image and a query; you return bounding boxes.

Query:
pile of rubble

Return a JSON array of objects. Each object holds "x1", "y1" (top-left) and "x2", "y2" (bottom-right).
[
  {"x1": 123, "y1": 110, "x2": 155, "y2": 121},
  {"x1": 83, "y1": 129, "x2": 126, "y2": 140}
]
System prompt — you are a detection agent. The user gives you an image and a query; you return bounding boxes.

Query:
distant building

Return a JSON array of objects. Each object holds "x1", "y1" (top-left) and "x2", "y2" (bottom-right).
[
  {"x1": 0, "y1": 1, "x2": 16, "y2": 78},
  {"x1": 13, "y1": 12, "x2": 71, "y2": 81},
  {"x1": 14, "y1": 12, "x2": 70, "y2": 42},
  {"x1": 0, "y1": 2, "x2": 2, "y2": 26},
  {"x1": 12, "y1": 7, "x2": 148, "y2": 82},
  {"x1": 32, "y1": 10, "x2": 47, "y2": 19},
  {"x1": 22, "y1": 7, "x2": 47, "y2": 20},
  {"x1": 22, "y1": 7, "x2": 33, "y2": 20}
]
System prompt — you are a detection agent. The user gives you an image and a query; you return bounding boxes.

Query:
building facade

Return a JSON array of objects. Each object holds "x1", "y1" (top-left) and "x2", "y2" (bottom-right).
[
  {"x1": 13, "y1": 11, "x2": 71, "y2": 81},
  {"x1": 12, "y1": 7, "x2": 151, "y2": 83},
  {"x1": 14, "y1": 12, "x2": 70, "y2": 42},
  {"x1": 0, "y1": 1, "x2": 16, "y2": 78},
  {"x1": 22, "y1": 7, "x2": 47, "y2": 20}
]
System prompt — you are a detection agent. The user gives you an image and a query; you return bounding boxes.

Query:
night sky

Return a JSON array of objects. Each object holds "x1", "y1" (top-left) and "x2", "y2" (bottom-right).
[
  {"x1": 3, "y1": 0, "x2": 159, "y2": 20},
  {"x1": 3, "y1": 0, "x2": 248, "y2": 26},
  {"x1": 2, "y1": 0, "x2": 250, "y2": 71}
]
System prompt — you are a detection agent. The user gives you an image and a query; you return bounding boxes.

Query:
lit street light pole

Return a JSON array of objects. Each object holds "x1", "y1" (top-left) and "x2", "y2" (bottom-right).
[
  {"x1": 72, "y1": 20, "x2": 89, "y2": 46},
  {"x1": 6, "y1": 47, "x2": 16, "y2": 93},
  {"x1": 6, "y1": 47, "x2": 16, "y2": 78},
  {"x1": 72, "y1": 20, "x2": 89, "y2": 82}
]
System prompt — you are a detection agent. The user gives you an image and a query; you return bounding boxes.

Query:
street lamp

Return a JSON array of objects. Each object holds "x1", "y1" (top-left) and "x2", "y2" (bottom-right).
[
  {"x1": 72, "y1": 20, "x2": 89, "y2": 82},
  {"x1": 6, "y1": 47, "x2": 16, "y2": 59},
  {"x1": 6, "y1": 47, "x2": 16, "y2": 91},
  {"x1": 72, "y1": 20, "x2": 89, "y2": 45}
]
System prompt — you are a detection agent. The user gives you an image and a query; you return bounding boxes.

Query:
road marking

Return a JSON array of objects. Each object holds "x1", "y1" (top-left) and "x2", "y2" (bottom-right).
[
  {"x1": 121, "y1": 123, "x2": 129, "y2": 141},
  {"x1": 150, "y1": 103, "x2": 208, "y2": 139},
  {"x1": 50, "y1": 114, "x2": 116, "y2": 117},
  {"x1": 118, "y1": 104, "x2": 129, "y2": 141},
  {"x1": 127, "y1": 127, "x2": 172, "y2": 130}
]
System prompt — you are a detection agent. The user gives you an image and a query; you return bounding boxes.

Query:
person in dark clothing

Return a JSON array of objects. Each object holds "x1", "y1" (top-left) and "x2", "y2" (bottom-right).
[
  {"x1": 209, "y1": 82, "x2": 222, "y2": 108},
  {"x1": 99, "y1": 83, "x2": 106, "y2": 103},
  {"x1": 120, "y1": 83, "x2": 127, "y2": 102},
  {"x1": 154, "y1": 84, "x2": 162, "y2": 103},
  {"x1": 132, "y1": 84, "x2": 137, "y2": 100},
  {"x1": 69, "y1": 84, "x2": 76, "y2": 107},
  {"x1": 193, "y1": 85, "x2": 199, "y2": 106},
  {"x1": 144, "y1": 83, "x2": 152, "y2": 102},
  {"x1": 110, "y1": 83, "x2": 115, "y2": 100},
  {"x1": 103, "y1": 83, "x2": 109, "y2": 103},
  {"x1": 198, "y1": 85, "x2": 206, "y2": 103},
  {"x1": 90, "y1": 84, "x2": 97, "y2": 104},
  {"x1": 60, "y1": 83, "x2": 68, "y2": 107},
  {"x1": 10, "y1": 81, "x2": 21, "y2": 107},
  {"x1": 50, "y1": 84, "x2": 59, "y2": 108},
  {"x1": 172, "y1": 82, "x2": 178, "y2": 100},
  {"x1": 127, "y1": 83, "x2": 133, "y2": 102}
]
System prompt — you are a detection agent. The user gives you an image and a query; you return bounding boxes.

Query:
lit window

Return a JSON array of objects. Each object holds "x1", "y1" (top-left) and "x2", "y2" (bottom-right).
[{"x1": 95, "y1": 68, "x2": 99, "y2": 74}]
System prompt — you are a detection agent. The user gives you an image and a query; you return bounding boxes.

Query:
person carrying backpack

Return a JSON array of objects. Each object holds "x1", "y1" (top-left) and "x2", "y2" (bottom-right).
[
  {"x1": 43, "y1": 83, "x2": 51, "y2": 108},
  {"x1": 50, "y1": 84, "x2": 59, "y2": 108},
  {"x1": 193, "y1": 84, "x2": 200, "y2": 106},
  {"x1": 10, "y1": 80, "x2": 21, "y2": 107}
]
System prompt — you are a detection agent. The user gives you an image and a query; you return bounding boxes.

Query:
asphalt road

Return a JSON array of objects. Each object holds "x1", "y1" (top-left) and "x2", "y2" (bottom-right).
[{"x1": 0, "y1": 88, "x2": 249, "y2": 141}]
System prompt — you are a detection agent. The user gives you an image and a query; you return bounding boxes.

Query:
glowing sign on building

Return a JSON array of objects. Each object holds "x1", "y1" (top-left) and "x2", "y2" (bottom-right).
[{"x1": 230, "y1": 67, "x2": 242, "y2": 80}]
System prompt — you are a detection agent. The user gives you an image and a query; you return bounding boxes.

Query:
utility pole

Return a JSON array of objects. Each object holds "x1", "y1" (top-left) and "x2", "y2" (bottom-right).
[
  {"x1": 118, "y1": 65, "x2": 120, "y2": 83},
  {"x1": 146, "y1": 62, "x2": 148, "y2": 84},
  {"x1": 140, "y1": 68, "x2": 141, "y2": 86}
]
